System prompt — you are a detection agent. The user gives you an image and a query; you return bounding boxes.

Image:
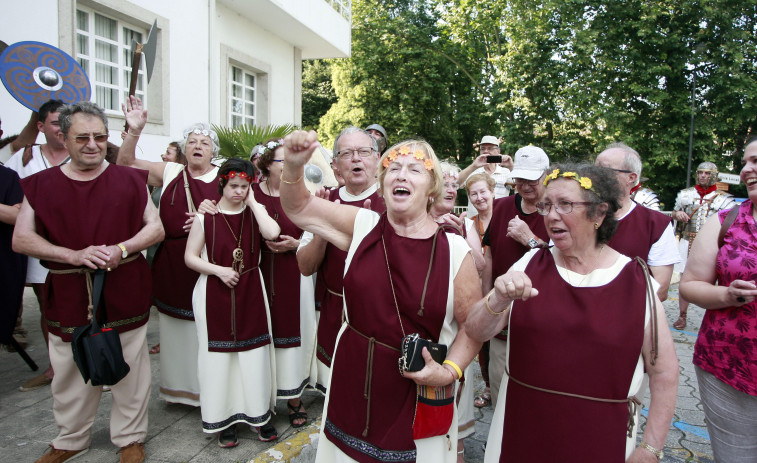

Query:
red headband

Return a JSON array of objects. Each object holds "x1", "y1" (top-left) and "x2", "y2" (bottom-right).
[{"x1": 221, "y1": 171, "x2": 253, "y2": 182}]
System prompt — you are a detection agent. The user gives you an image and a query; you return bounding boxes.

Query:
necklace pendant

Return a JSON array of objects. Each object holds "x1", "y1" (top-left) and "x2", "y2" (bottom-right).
[{"x1": 233, "y1": 247, "x2": 243, "y2": 262}]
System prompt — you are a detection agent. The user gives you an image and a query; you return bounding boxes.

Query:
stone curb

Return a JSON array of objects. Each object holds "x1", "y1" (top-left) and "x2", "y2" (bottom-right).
[{"x1": 250, "y1": 418, "x2": 321, "y2": 463}]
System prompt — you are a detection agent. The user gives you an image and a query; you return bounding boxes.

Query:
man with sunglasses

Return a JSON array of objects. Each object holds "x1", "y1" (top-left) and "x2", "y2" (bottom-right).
[
  {"x1": 480, "y1": 145, "x2": 550, "y2": 408},
  {"x1": 595, "y1": 142, "x2": 679, "y2": 302},
  {"x1": 13, "y1": 101, "x2": 163, "y2": 463},
  {"x1": 5, "y1": 99, "x2": 69, "y2": 393}
]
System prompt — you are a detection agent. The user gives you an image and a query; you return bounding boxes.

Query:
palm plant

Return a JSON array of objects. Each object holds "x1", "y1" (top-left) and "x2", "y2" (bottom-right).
[{"x1": 213, "y1": 123, "x2": 297, "y2": 159}]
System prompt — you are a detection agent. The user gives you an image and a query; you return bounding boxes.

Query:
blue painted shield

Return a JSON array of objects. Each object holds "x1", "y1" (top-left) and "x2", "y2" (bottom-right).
[{"x1": 0, "y1": 41, "x2": 91, "y2": 111}]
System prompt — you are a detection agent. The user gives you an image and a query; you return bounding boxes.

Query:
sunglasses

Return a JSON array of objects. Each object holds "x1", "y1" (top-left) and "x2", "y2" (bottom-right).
[{"x1": 73, "y1": 133, "x2": 109, "y2": 144}]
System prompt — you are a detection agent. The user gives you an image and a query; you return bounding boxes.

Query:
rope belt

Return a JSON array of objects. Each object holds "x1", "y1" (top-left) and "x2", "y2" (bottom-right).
[
  {"x1": 326, "y1": 287, "x2": 343, "y2": 298},
  {"x1": 347, "y1": 324, "x2": 399, "y2": 438},
  {"x1": 47, "y1": 254, "x2": 140, "y2": 329},
  {"x1": 505, "y1": 365, "x2": 641, "y2": 437}
]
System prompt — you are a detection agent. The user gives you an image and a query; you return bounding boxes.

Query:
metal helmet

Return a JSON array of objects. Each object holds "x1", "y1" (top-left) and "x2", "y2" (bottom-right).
[{"x1": 696, "y1": 162, "x2": 719, "y2": 187}]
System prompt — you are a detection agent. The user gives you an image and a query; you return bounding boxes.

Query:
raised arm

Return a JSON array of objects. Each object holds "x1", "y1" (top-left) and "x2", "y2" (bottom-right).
[
  {"x1": 10, "y1": 111, "x2": 40, "y2": 153},
  {"x1": 457, "y1": 154, "x2": 487, "y2": 185},
  {"x1": 118, "y1": 96, "x2": 167, "y2": 187},
  {"x1": 247, "y1": 188, "x2": 280, "y2": 240},
  {"x1": 466, "y1": 269, "x2": 538, "y2": 342},
  {"x1": 279, "y1": 130, "x2": 359, "y2": 252}
]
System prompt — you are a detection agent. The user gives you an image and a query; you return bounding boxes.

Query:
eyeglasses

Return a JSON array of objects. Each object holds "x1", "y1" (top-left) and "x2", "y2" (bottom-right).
[
  {"x1": 609, "y1": 168, "x2": 633, "y2": 174},
  {"x1": 479, "y1": 145, "x2": 499, "y2": 153},
  {"x1": 514, "y1": 178, "x2": 540, "y2": 186},
  {"x1": 443, "y1": 182, "x2": 460, "y2": 189},
  {"x1": 536, "y1": 200, "x2": 595, "y2": 216},
  {"x1": 271, "y1": 159, "x2": 283, "y2": 163},
  {"x1": 73, "y1": 133, "x2": 109, "y2": 144},
  {"x1": 336, "y1": 147, "x2": 375, "y2": 159}
]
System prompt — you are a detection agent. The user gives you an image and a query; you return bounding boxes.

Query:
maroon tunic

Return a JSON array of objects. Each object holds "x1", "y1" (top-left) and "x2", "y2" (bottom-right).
[
  {"x1": 608, "y1": 204, "x2": 671, "y2": 261},
  {"x1": 253, "y1": 183, "x2": 304, "y2": 348},
  {"x1": 21, "y1": 165, "x2": 152, "y2": 342},
  {"x1": 500, "y1": 250, "x2": 646, "y2": 462},
  {"x1": 486, "y1": 194, "x2": 548, "y2": 340},
  {"x1": 316, "y1": 188, "x2": 385, "y2": 368},
  {"x1": 324, "y1": 213, "x2": 449, "y2": 463},
  {"x1": 152, "y1": 166, "x2": 220, "y2": 320},
  {"x1": 203, "y1": 208, "x2": 270, "y2": 352}
]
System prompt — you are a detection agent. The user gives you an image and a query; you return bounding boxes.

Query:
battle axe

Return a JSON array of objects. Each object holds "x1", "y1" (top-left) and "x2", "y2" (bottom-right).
[{"x1": 125, "y1": 19, "x2": 157, "y2": 130}]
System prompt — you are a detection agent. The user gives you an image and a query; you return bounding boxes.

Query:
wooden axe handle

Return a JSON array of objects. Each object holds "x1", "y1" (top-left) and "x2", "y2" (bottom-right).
[{"x1": 124, "y1": 43, "x2": 143, "y2": 131}]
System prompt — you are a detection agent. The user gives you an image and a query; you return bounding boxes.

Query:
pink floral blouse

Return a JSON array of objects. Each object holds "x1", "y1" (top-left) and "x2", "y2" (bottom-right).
[{"x1": 693, "y1": 201, "x2": 757, "y2": 396}]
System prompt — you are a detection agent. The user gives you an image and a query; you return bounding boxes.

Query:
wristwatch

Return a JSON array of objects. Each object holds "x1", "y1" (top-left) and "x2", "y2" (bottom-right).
[
  {"x1": 527, "y1": 237, "x2": 540, "y2": 249},
  {"x1": 117, "y1": 243, "x2": 128, "y2": 259},
  {"x1": 639, "y1": 441, "x2": 663, "y2": 461}
]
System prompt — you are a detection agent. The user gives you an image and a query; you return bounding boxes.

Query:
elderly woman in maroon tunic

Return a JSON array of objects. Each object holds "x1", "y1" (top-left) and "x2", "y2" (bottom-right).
[
  {"x1": 466, "y1": 163, "x2": 679, "y2": 463},
  {"x1": 280, "y1": 131, "x2": 482, "y2": 463},
  {"x1": 119, "y1": 96, "x2": 221, "y2": 406}
]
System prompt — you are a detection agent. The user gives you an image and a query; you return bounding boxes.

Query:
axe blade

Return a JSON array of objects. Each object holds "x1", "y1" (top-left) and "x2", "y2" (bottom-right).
[{"x1": 142, "y1": 19, "x2": 158, "y2": 83}]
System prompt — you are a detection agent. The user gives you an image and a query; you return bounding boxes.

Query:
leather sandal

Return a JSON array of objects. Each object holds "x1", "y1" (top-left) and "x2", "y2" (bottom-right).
[
  {"x1": 287, "y1": 400, "x2": 307, "y2": 428},
  {"x1": 673, "y1": 314, "x2": 687, "y2": 330},
  {"x1": 474, "y1": 389, "x2": 491, "y2": 408}
]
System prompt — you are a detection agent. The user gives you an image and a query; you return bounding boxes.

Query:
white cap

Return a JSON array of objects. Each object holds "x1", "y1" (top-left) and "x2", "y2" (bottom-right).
[
  {"x1": 479, "y1": 135, "x2": 499, "y2": 146},
  {"x1": 510, "y1": 146, "x2": 549, "y2": 180}
]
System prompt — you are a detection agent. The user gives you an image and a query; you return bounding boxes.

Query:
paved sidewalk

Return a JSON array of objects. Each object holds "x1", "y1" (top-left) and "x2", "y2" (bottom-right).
[{"x1": 1, "y1": 283, "x2": 714, "y2": 462}]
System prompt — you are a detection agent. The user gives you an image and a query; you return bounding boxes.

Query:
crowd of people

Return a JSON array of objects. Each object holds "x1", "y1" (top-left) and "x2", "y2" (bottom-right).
[{"x1": 1, "y1": 96, "x2": 756, "y2": 463}]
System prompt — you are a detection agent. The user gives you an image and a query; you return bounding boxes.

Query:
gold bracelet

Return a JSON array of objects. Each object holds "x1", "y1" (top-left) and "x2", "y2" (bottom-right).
[
  {"x1": 280, "y1": 171, "x2": 303, "y2": 185},
  {"x1": 484, "y1": 291, "x2": 507, "y2": 315},
  {"x1": 442, "y1": 359, "x2": 463, "y2": 380},
  {"x1": 638, "y1": 442, "x2": 663, "y2": 461}
]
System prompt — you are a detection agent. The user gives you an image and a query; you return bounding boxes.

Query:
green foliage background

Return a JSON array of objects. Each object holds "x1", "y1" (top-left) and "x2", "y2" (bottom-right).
[{"x1": 303, "y1": 0, "x2": 757, "y2": 207}]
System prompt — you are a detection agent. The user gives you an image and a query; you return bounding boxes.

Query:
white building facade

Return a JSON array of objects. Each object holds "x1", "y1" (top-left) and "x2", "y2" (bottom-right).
[{"x1": 0, "y1": 0, "x2": 351, "y2": 160}]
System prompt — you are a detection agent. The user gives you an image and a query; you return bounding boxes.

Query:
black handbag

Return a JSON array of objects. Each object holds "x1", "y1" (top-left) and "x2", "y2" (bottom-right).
[
  {"x1": 71, "y1": 269, "x2": 131, "y2": 386},
  {"x1": 400, "y1": 333, "x2": 447, "y2": 372}
]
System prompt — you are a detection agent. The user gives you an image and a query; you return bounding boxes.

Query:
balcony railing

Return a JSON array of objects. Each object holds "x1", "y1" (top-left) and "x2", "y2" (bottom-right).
[{"x1": 326, "y1": 0, "x2": 351, "y2": 20}]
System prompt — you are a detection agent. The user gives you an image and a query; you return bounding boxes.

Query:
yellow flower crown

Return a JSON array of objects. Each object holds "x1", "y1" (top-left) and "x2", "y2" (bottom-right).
[
  {"x1": 383, "y1": 146, "x2": 434, "y2": 170},
  {"x1": 543, "y1": 168, "x2": 595, "y2": 192}
]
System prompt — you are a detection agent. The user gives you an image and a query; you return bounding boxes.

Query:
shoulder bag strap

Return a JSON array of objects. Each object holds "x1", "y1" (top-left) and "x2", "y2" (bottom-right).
[
  {"x1": 182, "y1": 167, "x2": 197, "y2": 214},
  {"x1": 89, "y1": 269, "x2": 107, "y2": 330},
  {"x1": 634, "y1": 257, "x2": 658, "y2": 365},
  {"x1": 717, "y1": 205, "x2": 740, "y2": 248}
]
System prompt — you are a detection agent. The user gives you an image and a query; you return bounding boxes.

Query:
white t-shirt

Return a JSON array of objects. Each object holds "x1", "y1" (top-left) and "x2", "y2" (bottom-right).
[
  {"x1": 466, "y1": 165, "x2": 511, "y2": 217},
  {"x1": 5, "y1": 145, "x2": 69, "y2": 284}
]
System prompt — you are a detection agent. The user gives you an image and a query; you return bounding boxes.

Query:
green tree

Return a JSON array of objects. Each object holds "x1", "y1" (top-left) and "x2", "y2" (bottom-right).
[
  {"x1": 304, "y1": 0, "x2": 757, "y2": 204},
  {"x1": 302, "y1": 59, "x2": 338, "y2": 131}
]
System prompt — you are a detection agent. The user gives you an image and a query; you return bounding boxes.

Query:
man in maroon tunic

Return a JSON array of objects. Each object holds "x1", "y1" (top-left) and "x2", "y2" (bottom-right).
[
  {"x1": 297, "y1": 127, "x2": 386, "y2": 393},
  {"x1": 13, "y1": 102, "x2": 164, "y2": 463},
  {"x1": 595, "y1": 143, "x2": 680, "y2": 301},
  {"x1": 481, "y1": 145, "x2": 550, "y2": 407}
]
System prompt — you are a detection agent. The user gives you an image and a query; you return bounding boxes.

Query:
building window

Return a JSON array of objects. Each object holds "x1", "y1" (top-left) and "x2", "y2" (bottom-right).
[
  {"x1": 229, "y1": 66, "x2": 256, "y2": 127},
  {"x1": 75, "y1": 7, "x2": 147, "y2": 113}
]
